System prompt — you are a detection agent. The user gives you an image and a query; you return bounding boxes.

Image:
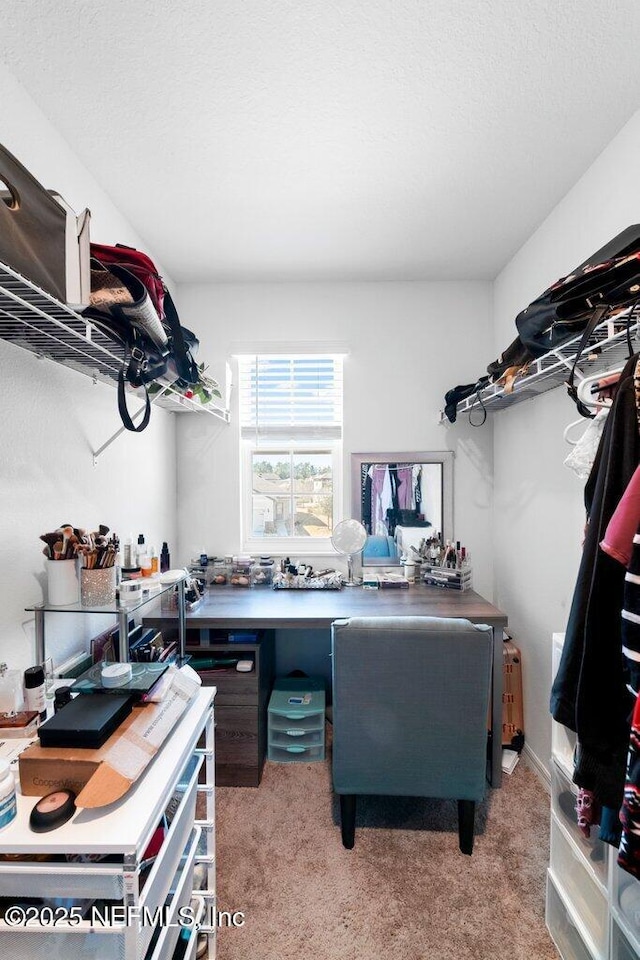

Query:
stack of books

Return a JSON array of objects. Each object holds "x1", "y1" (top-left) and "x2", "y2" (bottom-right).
[{"x1": 420, "y1": 563, "x2": 472, "y2": 591}]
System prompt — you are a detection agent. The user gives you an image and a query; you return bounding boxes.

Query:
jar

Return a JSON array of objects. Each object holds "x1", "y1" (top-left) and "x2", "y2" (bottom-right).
[
  {"x1": 251, "y1": 557, "x2": 274, "y2": 587},
  {"x1": 119, "y1": 580, "x2": 142, "y2": 605},
  {"x1": 211, "y1": 558, "x2": 230, "y2": 586},
  {"x1": 120, "y1": 566, "x2": 142, "y2": 581},
  {"x1": 0, "y1": 759, "x2": 16, "y2": 830}
]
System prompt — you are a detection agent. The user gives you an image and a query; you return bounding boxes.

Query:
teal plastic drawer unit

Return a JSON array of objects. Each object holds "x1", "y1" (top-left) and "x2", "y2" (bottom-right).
[{"x1": 267, "y1": 678, "x2": 325, "y2": 762}]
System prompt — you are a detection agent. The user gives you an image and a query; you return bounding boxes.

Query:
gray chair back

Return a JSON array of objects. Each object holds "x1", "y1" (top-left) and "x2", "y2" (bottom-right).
[{"x1": 331, "y1": 616, "x2": 493, "y2": 801}]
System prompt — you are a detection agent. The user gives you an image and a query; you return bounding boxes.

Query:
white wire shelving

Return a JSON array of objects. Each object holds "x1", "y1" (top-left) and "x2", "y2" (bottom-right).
[
  {"x1": 442, "y1": 308, "x2": 640, "y2": 422},
  {"x1": 0, "y1": 259, "x2": 231, "y2": 424}
]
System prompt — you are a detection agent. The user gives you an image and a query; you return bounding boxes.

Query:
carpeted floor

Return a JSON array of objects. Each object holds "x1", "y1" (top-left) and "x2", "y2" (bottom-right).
[{"x1": 211, "y1": 736, "x2": 558, "y2": 960}]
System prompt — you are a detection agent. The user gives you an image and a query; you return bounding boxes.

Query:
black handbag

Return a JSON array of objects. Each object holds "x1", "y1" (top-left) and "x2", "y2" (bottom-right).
[{"x1": 516, "y1": 251, "x2": 640, "y2": 359}]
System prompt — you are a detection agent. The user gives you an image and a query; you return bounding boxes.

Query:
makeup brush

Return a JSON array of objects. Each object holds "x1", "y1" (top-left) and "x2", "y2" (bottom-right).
[
  {"x1": 98, "y1": 525, "x2": 110, "y2": 537},
  {"x1": 40, "y1": 533, "x2": 59, "y2": 558},
  {"x1": 65, "y1": 534, "x2": 79, "y2": 559},
  {"x1": 52, "y1": 540, "x2": 64, "y2": 560}
]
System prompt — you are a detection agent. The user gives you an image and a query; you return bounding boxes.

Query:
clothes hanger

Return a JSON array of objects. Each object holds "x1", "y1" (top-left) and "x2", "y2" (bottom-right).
[
  {"x1": 563, "y1": 417, "x2": 591, "y2": 446},
  {"x1": 575, "y1": 366, "x2": 624, "y2": 411}
]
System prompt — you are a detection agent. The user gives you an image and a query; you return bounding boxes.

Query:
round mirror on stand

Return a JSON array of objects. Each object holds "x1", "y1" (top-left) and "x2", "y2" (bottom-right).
[{"x1": 331, "y1": 519, "x2": 367, "y2": 587}]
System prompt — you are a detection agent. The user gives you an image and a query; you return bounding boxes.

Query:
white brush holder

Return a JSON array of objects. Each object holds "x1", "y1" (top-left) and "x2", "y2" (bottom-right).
[{"x1": 46, "y1": 558, "x2": 79, "y2": 606}]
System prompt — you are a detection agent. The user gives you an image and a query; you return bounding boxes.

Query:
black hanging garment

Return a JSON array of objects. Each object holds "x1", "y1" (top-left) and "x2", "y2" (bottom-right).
[{"x1": 551, "y1": 352, "x2": 640, "y2": 807}]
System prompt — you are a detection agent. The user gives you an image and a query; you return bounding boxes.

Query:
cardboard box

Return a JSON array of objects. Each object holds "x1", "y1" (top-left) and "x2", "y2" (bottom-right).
[
  {"x1": 19, "y1": 708, "x2": 140, "y2": 797},
  {"x1": 19, "y1": 665, "x2": 201, "y2": 806}
]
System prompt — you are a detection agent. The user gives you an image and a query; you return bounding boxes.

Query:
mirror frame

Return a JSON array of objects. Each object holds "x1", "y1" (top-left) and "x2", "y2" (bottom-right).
[{"x1": 350, "y1": 451, "x2": 454, "y2": 564}]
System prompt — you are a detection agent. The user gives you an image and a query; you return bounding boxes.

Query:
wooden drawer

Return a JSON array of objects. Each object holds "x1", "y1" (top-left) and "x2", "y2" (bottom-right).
[
  {"x1": 199, "y1": 669, "x2": 258, "y2": 705},
  {"x1": 215, "y1": 705, "x2": 259, "y2": 765}
]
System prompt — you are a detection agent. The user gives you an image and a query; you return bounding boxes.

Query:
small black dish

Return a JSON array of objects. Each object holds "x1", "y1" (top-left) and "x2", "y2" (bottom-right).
[{"x1": 29, "y1": 789, "x2": 76, "y2": 833}]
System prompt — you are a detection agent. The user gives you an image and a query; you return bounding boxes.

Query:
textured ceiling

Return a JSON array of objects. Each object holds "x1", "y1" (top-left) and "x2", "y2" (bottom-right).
[{"x1": 2, "y1": 0, "x2": 640, "y2": 281}]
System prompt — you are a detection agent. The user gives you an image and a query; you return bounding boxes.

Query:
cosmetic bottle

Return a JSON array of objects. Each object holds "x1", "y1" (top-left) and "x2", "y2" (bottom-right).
[
  {"x1": 123, "y1": 535, "x2": 133, "y2": 569},
  {"x1": 53, "y1": 686, "x2": 73, "y2": 714},
  {"x1": 149, "y1": 546, "x2": 159, "y2": 576},
  {"x1": 136, "y1": 534, "x2": 146, "y2": 567},
  {"x1": 160, "y1": 542, "x2": 170, "y2": 573},
  {"x1": 0, "y1": 760, "x2": 16, "y2": 830},
  {"x1": 24, "y1": 665, "x2": 46, "y2": 722}
]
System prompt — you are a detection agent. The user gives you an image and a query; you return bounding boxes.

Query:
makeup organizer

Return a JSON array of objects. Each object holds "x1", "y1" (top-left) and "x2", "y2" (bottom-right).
[{"x1": 0, "y1": 687, "x2": 216, "y2": 960}]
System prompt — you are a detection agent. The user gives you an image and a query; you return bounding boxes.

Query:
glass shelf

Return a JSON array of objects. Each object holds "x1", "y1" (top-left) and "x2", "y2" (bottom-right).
[
  {"x1": 27, "y1": 574, "x2": 189, "y2": 666},
  {"x1": 26, "y1": 574, "x2": 185, "y2": 616}
]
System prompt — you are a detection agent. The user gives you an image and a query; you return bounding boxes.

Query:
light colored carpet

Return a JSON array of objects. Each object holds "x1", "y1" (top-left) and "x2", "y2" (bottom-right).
[{"x1": 211, "y1": 739, "x2": 558, "y2": 960}]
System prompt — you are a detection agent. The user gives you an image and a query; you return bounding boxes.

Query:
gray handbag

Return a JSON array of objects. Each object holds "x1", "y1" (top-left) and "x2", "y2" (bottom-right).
[{"x1": 0, "y1": 142, "x2": 90, "y2": 308}]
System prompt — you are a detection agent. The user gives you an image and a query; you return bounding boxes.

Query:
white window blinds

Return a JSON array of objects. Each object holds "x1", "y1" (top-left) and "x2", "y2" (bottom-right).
[{"x1": 238, "y1": 355, "x2": 343, "y2": 443}]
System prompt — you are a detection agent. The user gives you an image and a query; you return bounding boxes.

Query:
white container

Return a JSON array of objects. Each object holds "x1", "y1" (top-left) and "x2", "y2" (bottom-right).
[
  {"x1": 0, "y1": 758, "x2": 16, "y2": 830},
  {"x1": 546, "y1": 871, "x2": 598, "y2": 960},
  {"x1": 118, "y1": 580, "x2": 142, "y2": 605},
  {"x1": 551, "y1": 759, "x2": 608, "y2": 885},
  {"x1": 549, "y1": 815, "x2": 608, "y2": 956},
  {"x1": 611, "y1": 859, "x2": 640, "y2": 952},
  {"x1": 46, "y1": 558, "x2": 79, "y2": 606}
]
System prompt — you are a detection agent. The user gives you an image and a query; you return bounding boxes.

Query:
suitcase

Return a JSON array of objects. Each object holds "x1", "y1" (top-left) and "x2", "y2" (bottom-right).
[{"x1": 502, "y1": 638, "x2": 525, "y2": 750}]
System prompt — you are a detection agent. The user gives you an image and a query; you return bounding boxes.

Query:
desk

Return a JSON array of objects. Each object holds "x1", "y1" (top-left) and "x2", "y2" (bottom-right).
[{"x1": 146, "y1": 584, "x2": 508, "y2": 786}]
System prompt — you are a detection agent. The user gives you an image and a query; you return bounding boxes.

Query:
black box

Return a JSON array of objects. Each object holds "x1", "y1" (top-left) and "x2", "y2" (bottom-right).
[{"x1": 38, "y1": 693, "x2": 134, "y2": 749}]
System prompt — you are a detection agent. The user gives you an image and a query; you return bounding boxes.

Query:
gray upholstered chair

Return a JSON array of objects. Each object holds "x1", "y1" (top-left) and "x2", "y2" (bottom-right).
[{"x1": 331, "y1": 616, "x2": 493, "y2": 854}]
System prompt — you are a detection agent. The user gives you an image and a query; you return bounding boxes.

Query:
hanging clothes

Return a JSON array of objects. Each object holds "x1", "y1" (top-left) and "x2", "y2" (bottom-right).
[{"x1": 551, "y1": 353, "x2": 640, "y2": 808}]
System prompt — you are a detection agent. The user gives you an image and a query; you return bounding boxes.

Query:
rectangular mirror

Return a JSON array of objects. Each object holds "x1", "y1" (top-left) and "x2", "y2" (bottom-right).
[{"x1": 351, "y1": 451, "x2": 454, "y2": 565}]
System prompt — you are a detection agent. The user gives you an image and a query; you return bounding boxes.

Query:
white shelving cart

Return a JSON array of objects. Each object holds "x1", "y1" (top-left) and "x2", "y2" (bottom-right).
[{"x1": 0, "y1": 686, "x2": 216, "y2": 960}]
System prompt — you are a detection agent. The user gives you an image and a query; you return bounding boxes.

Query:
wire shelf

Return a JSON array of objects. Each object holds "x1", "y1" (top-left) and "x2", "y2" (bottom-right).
[
  {"x1": 447, "y1": 308, "x2": 639, "y2": 419},
  {"x1": 0, "y1": 260, "x2": 230, "y2": 421}
]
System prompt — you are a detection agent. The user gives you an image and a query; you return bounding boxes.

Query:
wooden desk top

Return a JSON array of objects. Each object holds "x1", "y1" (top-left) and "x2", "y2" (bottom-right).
[{"x1": 145, "y1": 584, "x2": 507, "y2": 630}]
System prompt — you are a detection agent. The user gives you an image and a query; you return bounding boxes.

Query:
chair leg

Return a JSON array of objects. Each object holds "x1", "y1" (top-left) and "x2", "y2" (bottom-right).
[
  {"x1": 340, "y1": 794, "x2": 356, "y2": 849},
  {"x1": 457, "y1": 799, "x2": 475, "y2": 855}
]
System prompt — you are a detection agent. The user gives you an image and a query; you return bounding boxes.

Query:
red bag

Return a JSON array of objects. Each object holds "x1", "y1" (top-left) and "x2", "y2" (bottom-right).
[{"x1": 90, "y1": 243, "x2": 165, "y2": 318}]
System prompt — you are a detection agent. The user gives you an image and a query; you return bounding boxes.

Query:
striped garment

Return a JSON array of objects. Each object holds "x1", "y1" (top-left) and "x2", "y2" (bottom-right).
[
  {"x1": 618, "y1": 525, "x2": 640, "y2": 877},
  {"x1": 618, "y1": 691, "x2": 640, "y2": 877},
  {"x1": 622, "y1": 530, "x2": 640, "y2": 697}
]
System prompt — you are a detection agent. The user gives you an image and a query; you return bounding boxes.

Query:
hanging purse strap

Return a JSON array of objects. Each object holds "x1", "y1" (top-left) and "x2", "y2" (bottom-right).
[
  {"x1": 565, "y1": 304, "x2": 610, "y2": 418},
  {"x1": 117, "y1": 342, "x2": 151, "y2": 432},
  {"x1": 163, "y1": 289, "x2": 194, "y2": 383}
]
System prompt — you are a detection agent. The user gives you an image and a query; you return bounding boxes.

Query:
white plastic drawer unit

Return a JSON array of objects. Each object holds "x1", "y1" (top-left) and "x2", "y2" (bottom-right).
[
  {"x1": 552, "y1": 633, "x2": 577, "y2": 774},
  {"x1": 549, "y1": 815, "x2": 608, "y2": 958},
  {"x1": 546, "y1": 872, "x2": 598, "y2": 960},
  {"x1": 611, "y1": 916, "x2": 640, "y2": 960},
  {"x1": 611, "y1": 860, "x2": 640, "y2": 955},
  {"x1": 551, "y1": 760, "x2": 609, "y2": 886}
]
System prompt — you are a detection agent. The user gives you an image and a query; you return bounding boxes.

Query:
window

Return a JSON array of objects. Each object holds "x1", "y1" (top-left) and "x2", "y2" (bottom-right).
[{"x1": 238, "y1": 354, "x2": 343, "y2": 552}]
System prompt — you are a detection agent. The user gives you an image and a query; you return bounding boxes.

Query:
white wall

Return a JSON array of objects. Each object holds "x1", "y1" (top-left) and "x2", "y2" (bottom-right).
[
  {"x1": 175, "y1": 280, "x2": 495, "y2": 599},
  {"x1": 492, "y1": 106, "x2": 640, "y2": 772},
  {"x1": 0, "y1": 60, "x2": 177, "y2": 674}
]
